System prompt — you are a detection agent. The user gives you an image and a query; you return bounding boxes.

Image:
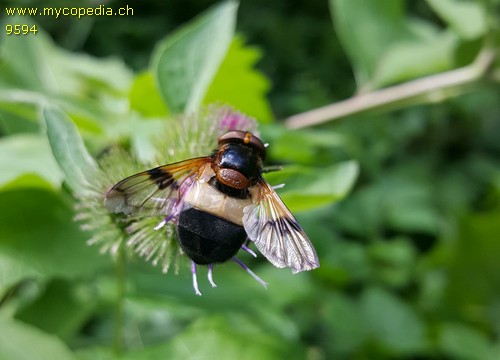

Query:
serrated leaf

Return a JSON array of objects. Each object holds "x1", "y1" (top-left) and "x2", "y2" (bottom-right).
[
  {"x1": 0, "y1": 317, "x2": 76, "y2": 360},
  {"x1": 43, "y1": 107, "x2": 98, "y2": 194},
  {"x1": 152, "y1": 1, "x2": 238, "y2": 114},
  {"x1": 0, "y1": 134, "x2": 63, "y2": 189},
  {"x1": 204, "y1": 36, "x2": 273, "y2": 123}
]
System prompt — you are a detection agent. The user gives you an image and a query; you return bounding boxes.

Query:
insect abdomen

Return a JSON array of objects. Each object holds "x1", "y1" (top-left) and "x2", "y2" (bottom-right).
[{"x1": 177, "y1": 207, "x2": 247, "y2": 264}]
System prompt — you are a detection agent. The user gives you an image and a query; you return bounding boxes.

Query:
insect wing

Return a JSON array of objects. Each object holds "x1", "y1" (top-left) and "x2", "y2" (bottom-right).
[
  {"x1": 243, "y1": 180, "x2": 319, "y2": 273},
  {"x1": 105, "y1": 157, "x2": 210, "y2": 216}
]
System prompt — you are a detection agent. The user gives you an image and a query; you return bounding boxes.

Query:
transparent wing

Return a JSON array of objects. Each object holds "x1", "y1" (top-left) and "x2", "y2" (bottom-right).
[
  {"x1": 242, "y1": 179, "x2": 319, "y2": 273},
  {"x1": 105, "y1": 157, "x2": 210, "y2": 216}
]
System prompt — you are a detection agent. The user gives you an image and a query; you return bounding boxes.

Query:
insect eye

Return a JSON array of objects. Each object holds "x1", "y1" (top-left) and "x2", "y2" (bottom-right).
[{"x1": 218, "y1": 131, "x2": 266, "y2": 160}]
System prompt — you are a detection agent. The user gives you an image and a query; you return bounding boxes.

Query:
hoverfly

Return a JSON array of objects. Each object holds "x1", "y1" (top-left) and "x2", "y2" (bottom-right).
[{"x1": 105, "y1": 130, "x2": 319, "y2": 295}]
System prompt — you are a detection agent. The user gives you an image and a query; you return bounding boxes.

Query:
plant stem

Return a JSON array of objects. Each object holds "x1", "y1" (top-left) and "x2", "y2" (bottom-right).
[
  {"x1": 285, "y1": 47, "x2": 496, "y2": 129},
  {"x1": 113, "y1": 242, "x2": 126, "y2": 357}
]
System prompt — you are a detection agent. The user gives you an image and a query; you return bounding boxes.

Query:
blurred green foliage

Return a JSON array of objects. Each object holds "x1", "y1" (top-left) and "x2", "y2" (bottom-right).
[{"x1": 1, "y1": 0, "x2": 500, "y2": 359}]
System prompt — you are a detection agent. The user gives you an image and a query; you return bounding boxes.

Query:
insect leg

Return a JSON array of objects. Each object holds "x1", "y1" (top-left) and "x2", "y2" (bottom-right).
[
  {"x1": 154, "y1": 214, "x2": 175, "y2": 231},
  {"x1": 191, "y1": 261, "x2": 202, "y2": 296},
  {"x1": 207, "y1": 264, "x2": 217, "y2": 288},
  {"x1": 232, "y1": 257, "x2": 268, "y2": 288},
  {"x1": 154, "y1": 219, "x2": 166, "y2": 230},
  {"x1": 241, "y1": 244, "x2": 258, "y2": 258}
]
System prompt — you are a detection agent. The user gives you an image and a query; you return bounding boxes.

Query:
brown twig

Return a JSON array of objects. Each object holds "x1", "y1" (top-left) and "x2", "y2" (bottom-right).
[{"x1": 285, "y1": 48, "x2": 496, "y2": 129}]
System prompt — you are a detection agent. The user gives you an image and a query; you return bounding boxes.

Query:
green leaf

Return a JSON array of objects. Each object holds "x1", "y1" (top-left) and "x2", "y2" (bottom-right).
[
  {"x1": 336, "y1": 171, "x2": 441, "y2": 237},
  {"x1": 263, "y1": 125, "x2": 348, "y2": 165},
  {"x1": 361, "y1": 287, "x2": 427, "y2": 354},
  {"x1": 0, "y1": 189, "x2": 109, "y2": 293},
  {"x1": 443, "y1": 210, "x2": 500, "y2": 317},
  {"x1": 439, "y1": 323, "x2": 495, "y2": 360},
  {"x1": 368, "y1": 238, "x2": 417, "y2": 288},
  {"x1": 43, "y1": 107, "x2": 98, "y2": 194},
  {"x1": 204, "y1": 36, "x2": 273, "y2": 123},
  {"x1": 15, "y1": 279, "x2": 96, "y2": 340},
  {"x1": 332, "y1": 185, "x2": 383, "y2": 238},
  {"x1": 123, "y1": 315, "x2": 305, "y2": 360},
  {"x1": 0, "y1": 317, "x2": 76, "y2": 360},
  {"x1": 383, "y1": 180, "x2": 441, "y2": 234},
  {"x1": 372, "y1": 31, "x2": 457, "y2": 88},
  {"x1": 317, "y1": 239, "x2": 371, "y2": 285},
  {"x1": 0, "y1": 134, "x2": 63, "y2": 190},
  {"x1": 264, "y1": 161, "x2": 359, "y2": 213},
  {"x1": 47, "y1": 48, "x2": 132, "y2": 95},
  {"x1": 75, "y1": 347, "x2": 114, "y2": 360},
  {"x1": 0, "y1": 17, "x2": 130, "y2": 140},
  {"x1": 152, "y1": 1, "x2": 238, "y2": 113},
  {"x1": 0, "y1": 174, "x2": 54, "y2": 191},
  {"x1": 427, "y1": 0, "x2": 488, "y2": 40},
  {"x1": 129, "y1": 72, "x2": 168, "y2": 117},
  {"x1": 330, "y1": 0, "x2": 409, "y2": 89},
  {"x1": 323, "y1": 293, "x2": 368, "y2": 355},
  {"x1": 0, "y1": 16, "x2": 130, "y2": 95},
  {"x1": 0, "y1": 16, "x2": 46, "y2": 91},
  {"x1": 0, "y1": 107, "x2": 39, "y2": 134},
  {"x1": 128, "y1": 117, "x2": 166, "y2": 163}
]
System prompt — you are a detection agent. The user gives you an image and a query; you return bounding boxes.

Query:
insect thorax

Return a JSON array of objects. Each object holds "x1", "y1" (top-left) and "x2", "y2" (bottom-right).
[{"x1": 183, "y1": 180, "x2": 252, "y2": 226}]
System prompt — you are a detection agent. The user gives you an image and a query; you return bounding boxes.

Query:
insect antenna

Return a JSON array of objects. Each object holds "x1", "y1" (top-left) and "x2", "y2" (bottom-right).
[{"x1": 261, "y1": 165, "x2": 283, "y2": 173}]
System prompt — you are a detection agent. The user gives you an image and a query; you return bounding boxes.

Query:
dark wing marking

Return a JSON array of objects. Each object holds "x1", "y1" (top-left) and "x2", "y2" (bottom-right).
[
  {"x1": 242, "y1": 179, "x2": 319, "y2": 273},
  {"x1": 105, "y1": 157, "x2": 211, "y2": 216}
]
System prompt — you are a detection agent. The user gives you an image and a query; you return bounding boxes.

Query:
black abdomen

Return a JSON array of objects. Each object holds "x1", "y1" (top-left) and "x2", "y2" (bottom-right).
[{"x1": 177, "y1": 207, "x2": 247, "y2": 264}]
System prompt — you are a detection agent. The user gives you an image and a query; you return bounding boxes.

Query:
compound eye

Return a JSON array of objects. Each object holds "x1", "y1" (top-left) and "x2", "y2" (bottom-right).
[
  {"x1": 218, "y1": 130, "x2": 247, "y2": 145},
  {"x1": 218, "y1": 131, "x2": 266, "y2": 160}
]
